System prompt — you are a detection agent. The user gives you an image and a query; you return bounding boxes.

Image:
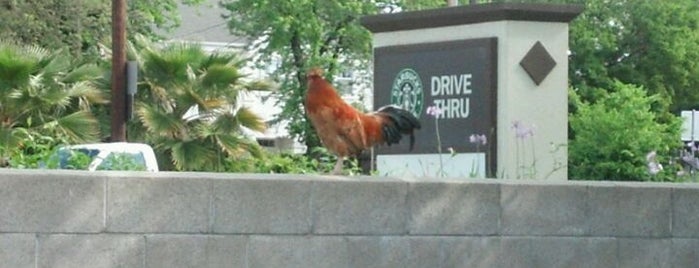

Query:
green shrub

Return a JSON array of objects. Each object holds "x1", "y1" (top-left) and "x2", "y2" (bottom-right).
[
  {"x1": 224, "y1": 147, "x2": 361, "y2": 175},
  {"x1": 5, "y1": 131, "x2": 64, "y2": 169},
  {"x1": 569, "y1": 81, "x2": 682, "y2": 181}
]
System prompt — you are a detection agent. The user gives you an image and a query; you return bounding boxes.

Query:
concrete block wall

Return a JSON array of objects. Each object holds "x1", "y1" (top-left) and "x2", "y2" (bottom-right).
[{"x1": 0, "y1": 169, "x2": 698, "y2": 267}]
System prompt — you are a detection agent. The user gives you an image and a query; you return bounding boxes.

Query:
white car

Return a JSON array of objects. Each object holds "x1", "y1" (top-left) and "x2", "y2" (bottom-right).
[{"x1": 53, "y1": 142, "x2": 159, "y2": 172}]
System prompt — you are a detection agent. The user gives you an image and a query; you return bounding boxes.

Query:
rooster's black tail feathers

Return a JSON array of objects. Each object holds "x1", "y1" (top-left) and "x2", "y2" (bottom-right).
[{"x1": 376, "y1": 105, "x2": 422, "y2": 150}]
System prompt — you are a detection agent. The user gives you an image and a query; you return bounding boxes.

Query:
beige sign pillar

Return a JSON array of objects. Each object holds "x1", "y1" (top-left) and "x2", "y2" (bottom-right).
[{"x1": 362, "y1": 3, "x2": 582, "y2": 180}]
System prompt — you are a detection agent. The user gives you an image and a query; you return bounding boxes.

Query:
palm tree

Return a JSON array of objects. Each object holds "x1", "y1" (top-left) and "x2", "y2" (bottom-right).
[
  {"x1": 129, "y1": 37, "x2": 271, "y2": 171},
  {"x1": 0, "y1": 41, "x2": 106, "y2": 166}
]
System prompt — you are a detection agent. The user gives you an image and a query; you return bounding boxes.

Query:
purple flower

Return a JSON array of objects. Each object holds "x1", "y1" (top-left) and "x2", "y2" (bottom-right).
[
  {"x1": 426, "y1": 105, "x2": 442, "y2": 117},
  {"x1": 512, "y1": 120, "x2": 534, "y2": 139},
  {"x1": 469, "y1": 134, "x2": 487, "y2": 145}
]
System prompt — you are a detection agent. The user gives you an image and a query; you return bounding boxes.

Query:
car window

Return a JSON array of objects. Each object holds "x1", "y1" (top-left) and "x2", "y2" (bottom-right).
[
  {"x1": 56, "y1": 149, "x2": 95, "y2": 170},
  {"x1": 96, "y1": 152, "x2": 147, "y2": 171}
]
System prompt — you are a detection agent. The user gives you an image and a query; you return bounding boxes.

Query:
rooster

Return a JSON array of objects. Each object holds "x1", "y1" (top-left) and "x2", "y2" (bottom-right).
[{"x1": 305, "y1": 68, "x2": 421, "y2": 175}]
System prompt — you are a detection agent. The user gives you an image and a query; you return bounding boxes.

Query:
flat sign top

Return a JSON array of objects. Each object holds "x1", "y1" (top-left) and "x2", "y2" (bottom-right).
[
  {"x1": 374, "y1": 38, "x2": 497, "y2": 156},
  {"x1": 361, "y1": 3, "x2": 584, "y2": 33}
]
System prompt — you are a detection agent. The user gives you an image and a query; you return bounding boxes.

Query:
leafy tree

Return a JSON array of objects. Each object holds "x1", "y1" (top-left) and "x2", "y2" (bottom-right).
[
  {"x1": 569, "y1": 82, "x2": 681, "y2": 181},
  {"x1": 0, "y1": 0, "x2": 204, "y2": 58},
  {"x1": 0, "y1": 41, "x2": 106, "y2": 166},
  {"x1": 128, "y1": 36, "x2": 271, "y2": 171},
  {"x1": 220, "y1": 0, "x2": 444, "y2": 154},
  {"x1": 503, "y1": 0, "x2": 699, "y2": 112},
  {"x1": 567, "y1": 0, "x2": 699, "y2": 112}
]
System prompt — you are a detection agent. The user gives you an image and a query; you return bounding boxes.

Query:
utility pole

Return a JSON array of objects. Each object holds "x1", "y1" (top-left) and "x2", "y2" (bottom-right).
[{"x1": 110, "y1": 0, "x2": 127, "y2": 141}]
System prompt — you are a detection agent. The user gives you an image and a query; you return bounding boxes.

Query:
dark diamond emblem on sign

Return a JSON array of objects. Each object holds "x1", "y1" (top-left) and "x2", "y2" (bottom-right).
[{"x1": 520, "y1": 41, "x2": 556, "y2": 86}]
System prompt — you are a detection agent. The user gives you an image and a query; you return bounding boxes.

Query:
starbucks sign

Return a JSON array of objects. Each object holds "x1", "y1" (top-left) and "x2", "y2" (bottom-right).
[
  {"x1": 390, "y1": 68, "x2": 424, "y2": 118},
  {"x1": 374, "y1": 38, "x2": 497, "y2": 159}
]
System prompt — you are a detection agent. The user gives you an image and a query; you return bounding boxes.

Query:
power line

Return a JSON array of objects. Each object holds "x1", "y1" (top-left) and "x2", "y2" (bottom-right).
[{"x1": 173, "y1": 21, "x2": 228, "y2": 39}]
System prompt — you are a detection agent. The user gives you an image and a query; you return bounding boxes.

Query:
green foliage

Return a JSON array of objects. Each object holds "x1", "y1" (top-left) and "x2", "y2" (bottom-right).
[
  {"x1": 224, "y1": 148, "x2": 361, "y2": 175},
  {"x1": 3, "y1": 132, "x2": 64, "y2": 169},
  {"x1": 522, "y1": 0, "x2": 699, "y2": 112},
  {"x1": 0, "y1": 41, "x2": 105, "y2": 165},
  {"x1": 569, "y1": 82, "x2": 682, "y2": 181},
  {"x1": 221, "y1": 0, "x2": 444, "y2": 154},
  {"x1": 128, "y1": 36, "x2": 271, "y2": 171},
  {"x1": 0, "y1": 0, "x2": 204, "y2": 59}
]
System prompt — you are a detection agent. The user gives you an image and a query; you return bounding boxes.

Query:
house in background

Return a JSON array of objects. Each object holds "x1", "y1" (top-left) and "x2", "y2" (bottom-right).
[
  {"x1": 167, "y1": 0, "x2": 373, "y2": 154},
  {"x1": 167, "y1": 1, "x2": 246, "y2": 52}
]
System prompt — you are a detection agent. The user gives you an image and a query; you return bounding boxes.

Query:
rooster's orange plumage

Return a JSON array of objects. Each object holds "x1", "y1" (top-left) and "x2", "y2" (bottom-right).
[{"x1": 305, "y1": 68, "x2": 421, "y2": 174}]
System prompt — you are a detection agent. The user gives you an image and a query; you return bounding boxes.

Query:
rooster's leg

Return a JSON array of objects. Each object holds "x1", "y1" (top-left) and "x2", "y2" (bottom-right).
[{"x1": 331, "y1": 156, "x2": 344, "y2": 175}]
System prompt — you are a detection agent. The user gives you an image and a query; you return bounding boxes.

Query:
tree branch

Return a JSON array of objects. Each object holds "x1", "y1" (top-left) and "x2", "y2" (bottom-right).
[
  {"x1": 290, "y1": 30, "x2": 306, "y2": 87},
  {"x1": 318, "y1": 15, "x2": 355, "y2": 57}
]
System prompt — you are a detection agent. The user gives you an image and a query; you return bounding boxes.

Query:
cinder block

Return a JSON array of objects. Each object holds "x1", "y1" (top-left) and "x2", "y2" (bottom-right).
[
  {"x1": 212, "y1": 178, "x2": 311, "y2": 234},
  {"x1": 457, "y1": 237, "x2": 616, "y2": 267},
  {"x1": 671, "y1": 238, "x2": 699, "y2": 267},
  {"x1": 501, "y1": 183, "x2": 587, "y2": 235},
  {"x1": 672, "y1": 187, "x2": 699, "y2": 237},
  {"x1": 402, "y1": 237, "x2": 445, "y2": 268},
  {"x1": 618, "y1": 238, "x2": 671, "y2": 268},
  {"x1": 346, "y1": 236, "x2": 408, "y2": 268},
  {"x1": 207, "y1": 235, "x2": 248, "y2": 268},
  {"x1": 248, "y1": 235, "x2": 349, "y2": 268},
  {"x1": 0, "y1": 171, "x2": 104, "y2": 232},
  {"x1": 107, "y1": 176, "x2": 210, "y2": 233},
  {"x1": 346, "y1": 236, "x2": 445, "y2": 268},
  {"x1": 38, "y1": 234, "x2": 144, "y2": 268},
  {"x1": 145, "y1": 235, "x2": 247, "y2": 268},
  {"x1": 0, "y1": 234, "x2": 35, "y2": 268},
  {"x1": 312, "y1": 179, "x2": 408, "y2": 234},
  {"x1": 442, "y1": 237, "x2": 503, "y2": 267},
  {"x1": 587, "y1": 184, "x2": 671, "y2": 237},
  {"x1": 408, "y1": 181, "x2": 500, "y2": 235}
]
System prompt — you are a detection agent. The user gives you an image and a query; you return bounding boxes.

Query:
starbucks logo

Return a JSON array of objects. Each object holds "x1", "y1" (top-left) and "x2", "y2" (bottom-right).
[{"x1": 390, "y1": 68, "x2": 424, "y2": 118}]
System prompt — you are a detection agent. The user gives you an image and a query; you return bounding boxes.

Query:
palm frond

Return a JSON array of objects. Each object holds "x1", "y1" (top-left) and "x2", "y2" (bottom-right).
[
  {"x1": 201, "y1": 64, "x2": 243, "y2": 91},
  {"x1": 42, "y1": 110, "x2": 100, "y2": 143},
  {"x1": 201, "y1": 51, "x2": 240, "y2": 68},
  {"x1": 242, "y1": 79, "x2": 275, "y2": 92},
  {"x1": 142, "y1": 42, "x2": 207, "y2": 86},
  {"x1": 169, "y1": 139, "x2": 218, "y2": 171},
  {"x1": 62, "y1": 64, "x2": 102, "y2": 84},
  {"x1": 215, "y1": 134, "x2": 263, "y2": 158},
  {"x1": 137, "y1": 103, "x2": 186, "y2": 139},
  {"x1": 192, "y1": 122, "x2": 217, "y2": 138},
  {"x1": 143, "y1": 82, "x2": 171, "y2": 107},
  {"x1": 67, "y1": 81, "x2": 109, "y2": 106},
  {"x1": 200, "y1": 99, "x2": 228, "y2": 111},
  {"x1": 0, "y1": 42, "x2": 44, "y2": 92},
  {"x1": 40, "y1": 52, "x2": 71, "y2": 78},
  {"x1": 8, "y1": 76, "x2": 70, "y2": 117},
  {"x1": 234, "y1": 106, "x2": 267, "y2": 132},
  {"x1": 210, "y1": 112, "x2": 241, "y2": 133},
  {"x1": 174, "y1": 86, "x2": 208, "y2": 114}
]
